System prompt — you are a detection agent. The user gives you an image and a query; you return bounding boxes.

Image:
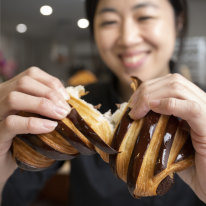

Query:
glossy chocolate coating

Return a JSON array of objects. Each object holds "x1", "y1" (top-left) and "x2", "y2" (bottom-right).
[
  {"x1": 109, "y1": 108, "x2": 133, "y2": 175},
  {"x1": 156, "y1": 175, "x2": 174, "y2": 196},
  {"x1": 56, "y1": 120, "x2": 95, "y2": 155},
  {"x1": 175, "y1": 133, "x2": 194, "y2": 163},
  {"x1": 68, "y1": 108, "x2": 117, "y2": 154},
  {"x1": 127, "y1": 111, "x2": 160, "y2": 195},
  {"x1": 16, "y1": 134, "x2": 78, "y2": 160},
  {"x1": 154, "y1": 116, "x2": 178, "y2": 175},
  {"x1": 15, "y1": 158, "x2": 53, "y2": 172}
]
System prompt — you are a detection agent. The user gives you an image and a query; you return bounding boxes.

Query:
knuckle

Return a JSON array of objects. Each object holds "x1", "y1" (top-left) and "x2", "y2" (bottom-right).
[
  {"x1": 170, "y1": 81, "x2": 181, "y2": 91},
  {"x1": 166, "y1": 73, "x2": 173, "y2": 78},
  {"x1": 46, "y1": 89, "x2": 59, "y2": 102},
  {"x1": 48, "y1": 78, "x2": 62, "y2": 89},
  {"x1": 26, "y1": 66, "x2": 40, "y2": 77},
  {"x1": 7, "y1": 91, "x2": 18, "y2": 109},
  {"x1": 46, "y1": 89, "x2": 56, "y2": 98},
  {"x1": 4, "y1": 115, "x2": 15, "y2": 131},
  {"x1": 171, "y1": 73, "x2": 182, "y2": 82},
  {"x1": 169, "y1": 75, "x2": 184, "y2": 93},
  {"x1": 38, "y1": 97, "x2": 50, "y2": 110},
  {"x1": 26, "y1": 117, "x2": 36, "y2": 132},
  {"x1": 166, "y1": 98, "x2": 176, "y2": 114},
  {"x1": 16, "y1": 76, "x2": 30, "y2": 90}
]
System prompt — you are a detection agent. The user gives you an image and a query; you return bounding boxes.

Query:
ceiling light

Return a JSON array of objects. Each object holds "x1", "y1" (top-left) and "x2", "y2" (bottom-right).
[
  {"x1": 77, "y1": 18, "x2": 89, "y2": 29},
  {"x1": 40, "y1": 5, "x2": 53, "y2": 16},
  {"x1": 16, "y1": 24, "x2": 27, "y2": 33}
]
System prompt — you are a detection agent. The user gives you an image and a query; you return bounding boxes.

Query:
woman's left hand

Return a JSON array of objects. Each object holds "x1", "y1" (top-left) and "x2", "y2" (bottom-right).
[{"x1": 129, "y1": 73, "x2": 206, "y2": 203}]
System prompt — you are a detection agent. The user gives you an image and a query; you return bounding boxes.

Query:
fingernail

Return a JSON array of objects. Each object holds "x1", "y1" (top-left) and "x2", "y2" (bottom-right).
[
  {"x1": 57, "y1": 100, "x2": 71, "y2": 112},
  {"x1": 43, "y1": 120, "x2": 58, "y2": 130},
  {"x1": 55, "y1": 106, "x2": 69, "y2": 117},
  {"x1": 149, "y1": 100, "x2": 160, "y2": 108},
  {"x1": 59, "y1": 88, "x2": 70, "y2": 100}
]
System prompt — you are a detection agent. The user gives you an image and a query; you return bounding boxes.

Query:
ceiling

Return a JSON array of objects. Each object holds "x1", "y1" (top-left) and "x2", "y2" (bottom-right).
[
  {"x1": 1, "y1": 0, "x2": 90, "y2": 41},
  {"x1": 1, "y1": 0, "x2": 206, "y2": 42}
]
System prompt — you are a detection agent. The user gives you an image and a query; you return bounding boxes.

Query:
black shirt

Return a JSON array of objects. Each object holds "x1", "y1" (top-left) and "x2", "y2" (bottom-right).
[{"x1": 2, "y1": 80, "x2": 205, "y2": 206}]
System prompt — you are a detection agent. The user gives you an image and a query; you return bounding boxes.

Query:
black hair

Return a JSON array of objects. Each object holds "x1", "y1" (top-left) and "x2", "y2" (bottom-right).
[
  {"x1": 85, "y1": 0, "x2": 188, "y2": 66},
  {"x1": 169, "y1": 0, "x2": 188, "y2": 65},
  {"x1": 85, "y1": 0, "x2": 98, "y2": 36}
]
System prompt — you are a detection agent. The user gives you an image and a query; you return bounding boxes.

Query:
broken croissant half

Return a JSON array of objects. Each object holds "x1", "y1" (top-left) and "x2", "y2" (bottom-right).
[{"x1": 11, "y1": 78, "x2": 194, "y2": 197}]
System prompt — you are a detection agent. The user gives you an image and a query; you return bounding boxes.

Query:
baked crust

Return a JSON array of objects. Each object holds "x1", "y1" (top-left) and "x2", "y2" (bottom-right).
[{"x1": 11, "y1": 81, "x2": 194, "y2": 197}]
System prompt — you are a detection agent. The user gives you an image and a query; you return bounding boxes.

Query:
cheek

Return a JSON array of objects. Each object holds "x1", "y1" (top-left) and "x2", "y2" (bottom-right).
[
  {"x1": 95, "y1": 30, "x2": 114, "y2": 54},
  {"x1": 150, "y1": 24, "x2": 175, "y2": 51},
  {"x1": 149, "y1": 19, "x2": 176, "y2": 57},
  {"x1": 95, "y1": 30, "x2": 120, "y2": 72}
]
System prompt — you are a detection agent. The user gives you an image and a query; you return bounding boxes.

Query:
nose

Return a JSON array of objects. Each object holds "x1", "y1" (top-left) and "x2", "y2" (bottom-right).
[{"x1": 118, "y1": 18, "x2": 143, "y2": 47}]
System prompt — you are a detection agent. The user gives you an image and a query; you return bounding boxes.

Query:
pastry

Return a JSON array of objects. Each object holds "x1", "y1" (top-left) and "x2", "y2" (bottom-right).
[{"x1": 11, "y1": 78, "x2": 194, "y2": 197}]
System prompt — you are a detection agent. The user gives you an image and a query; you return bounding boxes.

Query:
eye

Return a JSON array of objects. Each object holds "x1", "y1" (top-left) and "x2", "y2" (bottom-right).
[
  {"x1": 100, "y1": 21, "x2": 117, "y2": 26},
  {"x1": 138, "y1": 16, "x2": 153, "y2": 21}
]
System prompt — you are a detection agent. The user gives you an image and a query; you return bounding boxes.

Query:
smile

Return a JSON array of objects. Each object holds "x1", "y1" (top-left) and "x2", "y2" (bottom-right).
[{"x1": 120, "y1": 53, "x2": 148, "y2": 69}]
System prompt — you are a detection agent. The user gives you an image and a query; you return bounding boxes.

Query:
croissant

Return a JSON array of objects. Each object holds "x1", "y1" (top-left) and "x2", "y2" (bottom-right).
[{"x1": 11, "y1": 78, "x2": 194, "y2": 197}]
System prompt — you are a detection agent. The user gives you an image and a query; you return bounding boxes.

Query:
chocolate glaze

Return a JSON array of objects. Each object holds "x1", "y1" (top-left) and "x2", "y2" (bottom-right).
[
  {"x1": 154, "y1": 116, "x2": 179, "y2": 175},
  {"x1": 175, "y1": 133, "x2": 194, "y2": 163},
  {"x1": 109, "y1": 108, "x2": 133, "y2": 175},
  {"x1": 15, "y1": 158, "x2": 53, "y2": 172},
  {"x1": 156, "y1": 175, "x2": 174, "y2": 196},
  {"x1": 16, "y1": 134, "x2": 79, "y2": 160},
  {"x1": 127, "y1": 111, "x2": 160, "y2": 196},
  {"x1": 56, "y1": 119, "x2": 95, "y2": 155},
  {"x1": 68, "y1": 108, "x2": 118, "y2": 154}
]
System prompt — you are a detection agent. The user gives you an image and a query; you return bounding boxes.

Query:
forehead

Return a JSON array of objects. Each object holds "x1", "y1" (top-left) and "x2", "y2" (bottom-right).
[{"x1": 96, "y1": 0, "x2": 168, "y2": 13}]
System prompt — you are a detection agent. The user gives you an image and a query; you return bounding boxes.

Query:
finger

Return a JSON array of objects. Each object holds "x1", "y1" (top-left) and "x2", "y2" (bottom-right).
[
  {"x1": 1, "y1": 91, "x2": 70, "y2": 120},
  {"x1": 130, "y1": 73, "x2": 206, "y2": 107},
  {"x1": 129, "y1": 74, "x2": 172, "y2": 107},
  {"x1": 149, "y1": 98, "x2": 195, "y2": 118},
  {"x1": 129, "y1": 74, "x2": 176, "y2": 119},
  {"x1": 0, "y1": 115, "x2": 57, "y2": 144},
  {"x1": 129, "y1": 74, "x2": 205, "y2": 120},
  {"x1": 149, "y1": 98, "x2": 206, "y2": 136},
  {"x1": 14, "y1": 75, "x2": 70, "y2": 111},
  {"x1": 129, "y1": 91, "x2": 150, "y2": 120},
  {"x1": 20, "y1": 67, "x2": 69, "y2": 100}
]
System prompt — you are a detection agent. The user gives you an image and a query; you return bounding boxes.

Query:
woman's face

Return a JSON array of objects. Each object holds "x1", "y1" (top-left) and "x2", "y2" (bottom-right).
[{"x1": 94, "y1": 0, "x2": 177, "y2": 84}]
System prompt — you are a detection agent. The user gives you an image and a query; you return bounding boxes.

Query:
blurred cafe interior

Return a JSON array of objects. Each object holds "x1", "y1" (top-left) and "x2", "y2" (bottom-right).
[{"x1": 0, "y1": 0, "x2": 206, "y2": 205}]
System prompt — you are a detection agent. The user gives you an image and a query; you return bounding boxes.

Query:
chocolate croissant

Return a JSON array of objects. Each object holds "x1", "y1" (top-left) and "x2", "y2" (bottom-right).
[{"x1": 11, "y1": 79, "x2": 194, "y2": 197}]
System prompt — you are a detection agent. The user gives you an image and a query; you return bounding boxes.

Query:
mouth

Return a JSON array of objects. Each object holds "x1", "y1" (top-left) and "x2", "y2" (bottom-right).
[{"x1": 119, "y1": 52, "x2": 149, "y2": 70}]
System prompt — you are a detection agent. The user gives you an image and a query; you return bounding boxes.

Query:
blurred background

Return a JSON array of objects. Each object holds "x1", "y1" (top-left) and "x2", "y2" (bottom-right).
[
  {"x1": 1, "y1": 0, "x2": 206, "y2": 86},
  {"x1": 0, "y1": 0, "x2": 206, "y2": 205}
]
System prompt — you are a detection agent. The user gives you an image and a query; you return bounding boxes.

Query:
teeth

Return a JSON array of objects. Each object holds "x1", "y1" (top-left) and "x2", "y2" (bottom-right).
[{"x1": 122, "y1": 54, "x2": 145, "y2": 65}]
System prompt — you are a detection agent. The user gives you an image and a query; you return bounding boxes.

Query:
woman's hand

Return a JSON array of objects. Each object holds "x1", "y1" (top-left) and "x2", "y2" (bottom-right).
[
  {"x1": 129, "y1": 73, "x2": 206, "y2": 203},
  {"x1": 0, "y1": 66, "x2": 71, "y2": 184}
]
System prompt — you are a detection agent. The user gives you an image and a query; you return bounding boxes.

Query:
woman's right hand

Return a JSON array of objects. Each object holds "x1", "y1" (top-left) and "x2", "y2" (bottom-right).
[{"x1": 0, "y1": 66, "x2": 71, "y2": 184}]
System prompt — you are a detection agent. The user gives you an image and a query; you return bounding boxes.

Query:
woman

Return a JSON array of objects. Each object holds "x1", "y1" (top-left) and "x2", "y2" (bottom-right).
[{"x1": 0, "y1": 0, "x2": 206, "y2": 205}]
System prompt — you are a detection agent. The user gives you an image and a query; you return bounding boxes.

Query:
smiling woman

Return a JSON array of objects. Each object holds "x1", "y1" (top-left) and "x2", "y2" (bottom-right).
[
  {"x1": 0, "y1": 0, "x2": 206, "y2": 206},
  {"x1": 94, "y1": 0, "x2": 176, "y2": 85}
]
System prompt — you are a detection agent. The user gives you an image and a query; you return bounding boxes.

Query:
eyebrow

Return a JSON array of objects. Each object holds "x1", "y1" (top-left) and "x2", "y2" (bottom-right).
[
  {"x1": 97, "y1": 2, "x2": 159, "y2": 15},
  {"x1": 132, "y1": 2, "x2": 159, "y2": 10},
  {"x1": 97, "y1": 8, "x2": 117, "y2": 15}
]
